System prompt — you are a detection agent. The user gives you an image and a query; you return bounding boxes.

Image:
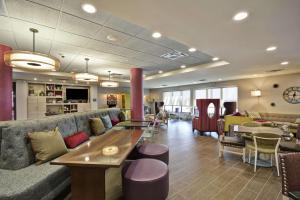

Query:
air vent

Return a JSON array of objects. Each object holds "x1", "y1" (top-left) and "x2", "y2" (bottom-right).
[
  {"x1": 198, "y1": 79, "x2": 206, "y2": 81},
  {"x1": 266, "y1": 69, "x2": 284, "y2": 73},
  {"x1": 160, "y1": 50, "x2": 189, "y2": 60}
]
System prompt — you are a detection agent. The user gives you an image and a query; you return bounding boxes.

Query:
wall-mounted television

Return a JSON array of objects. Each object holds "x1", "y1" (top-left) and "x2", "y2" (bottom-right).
[{"x1": 66, "y1": 88, "x2": 88, "y2": 101}]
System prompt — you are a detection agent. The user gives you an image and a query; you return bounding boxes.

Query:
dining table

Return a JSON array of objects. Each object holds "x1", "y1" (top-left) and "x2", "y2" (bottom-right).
[
  {"x1": 232, "y1": 125, "x2": 300, "y2": 167},
  {"x1": 51, "y1": 129, "x2": 143, "y2": 200},
  {"x1": 115, "y1": 120, "x2": 151, "y2": 129}
]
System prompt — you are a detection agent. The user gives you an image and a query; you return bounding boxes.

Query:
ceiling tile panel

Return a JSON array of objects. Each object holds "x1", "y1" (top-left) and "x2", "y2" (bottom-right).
[
  {"x1": 93, "y1": 26, "x2": 133, "y2": 46},
  {"x1": 29, "y1": 0, "x2": 63, "y2": 10},
  {"x1": 5, "y1": 0, "x2": 60, "y2": 28},
  {"x1": 0, "y1": 30, "x2": 17, "y2": 48},
  {"x1": 54, "y1": 30, "x2": 91, "y2": 47},
  {"x1": 0, "y1": 16, "x2": 12, "y2": 31},
  {"x1": 62, "y1": 0, "x2": 111, "y2": 25},
  {"x1": 58, "y1": 13, "x2": 101, "y2": 37},
  {"x1": 103, "y1": 15, "x2": 144, "y2": 36}
]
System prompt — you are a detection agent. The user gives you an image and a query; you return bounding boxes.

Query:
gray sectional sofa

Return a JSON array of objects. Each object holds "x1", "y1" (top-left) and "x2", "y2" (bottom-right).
[{"x1": 0, "y1": 108, "x2": 121, "y2": 200}]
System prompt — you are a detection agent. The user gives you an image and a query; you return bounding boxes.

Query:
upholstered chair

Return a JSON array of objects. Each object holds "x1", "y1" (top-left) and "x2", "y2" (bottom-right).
[{"x1": 279, "y1": 153, "x2": 300, "y2": 199}]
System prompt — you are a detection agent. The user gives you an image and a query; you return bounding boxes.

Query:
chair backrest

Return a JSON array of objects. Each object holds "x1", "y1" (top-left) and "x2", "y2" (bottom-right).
[{"x1": 253, "y1": 132, "x2": 281, "y2": 151}]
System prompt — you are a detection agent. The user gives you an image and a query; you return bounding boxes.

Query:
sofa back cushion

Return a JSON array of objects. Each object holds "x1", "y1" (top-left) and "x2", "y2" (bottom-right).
[{"x1": 259, "y1": 113, "x2": 300, "y2": 123}]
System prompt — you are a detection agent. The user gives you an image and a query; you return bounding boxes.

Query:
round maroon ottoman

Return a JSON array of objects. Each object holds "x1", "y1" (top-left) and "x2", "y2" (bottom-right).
[
  {"x1": 138, "y1": 143, "x2": 169, "y2": 164},
  {"x1": 122, "y1": 158, "x2": 169, "y2": 200}
]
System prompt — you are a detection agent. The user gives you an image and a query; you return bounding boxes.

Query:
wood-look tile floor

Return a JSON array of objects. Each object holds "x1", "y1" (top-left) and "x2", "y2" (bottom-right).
[
  {"x1": 153, "y1": 120, "x2": 282, "y2": 200},
  {"x1": 69, "y1": 120, "x2": 282, "y2": 200}
]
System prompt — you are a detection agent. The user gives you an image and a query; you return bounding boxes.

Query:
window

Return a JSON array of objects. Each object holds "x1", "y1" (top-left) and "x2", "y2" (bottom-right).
[
  {"x1": 193, "y1": 87, "x2": 238, "y2": 114},
  {"x1": 162, "y1": 90, "x2": 191, "y2": 113},
  {"x1": 207, "y1": 88, "x2": 221, "y2": 99}
]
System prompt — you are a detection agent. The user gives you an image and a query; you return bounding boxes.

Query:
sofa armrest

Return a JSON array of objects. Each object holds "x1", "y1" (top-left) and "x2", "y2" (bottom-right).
[
  {"x1": 224, "y1": 115, "x2": 252, "y2": 132},
  {"x1": 280, "y1": 153, "x2": 300, "y2": 196}
]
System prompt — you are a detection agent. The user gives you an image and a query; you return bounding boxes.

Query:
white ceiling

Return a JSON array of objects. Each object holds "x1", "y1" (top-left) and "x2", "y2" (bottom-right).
[
  {"x1": 1, "y1": 0, "x2": 300, "y2": 88},
  {"x1": 90, "y1": 0, "x2": 300, "y2": 88},
  {"x1": 1, "y1": 0, "x2": 213, "y2": 85}
]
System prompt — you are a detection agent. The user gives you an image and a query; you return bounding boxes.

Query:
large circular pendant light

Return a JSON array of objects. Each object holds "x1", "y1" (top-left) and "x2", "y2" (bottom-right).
[
  {"x1": 101, "y1": 71, "x2": 119, "y2": 87},
  {"x1": 4, "y1": 28, "x2": 60, "y2": 71},
  {"x1": 75, "y1": 58, "x2": 98, "y2": 82}
]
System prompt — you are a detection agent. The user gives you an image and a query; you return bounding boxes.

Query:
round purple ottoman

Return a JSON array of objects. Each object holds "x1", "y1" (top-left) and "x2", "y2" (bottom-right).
[
  {"x1": 122, "y1": 158, "x2": 169, "y2": 200},
  {"x1": 138, "y1": 143, "x2": 169, "y2": 164}
]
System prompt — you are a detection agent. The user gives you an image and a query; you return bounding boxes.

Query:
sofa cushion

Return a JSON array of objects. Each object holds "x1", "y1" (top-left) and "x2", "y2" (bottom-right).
[
  {"x1": 74, "y1": 111, "x2": 107, "y2": 136},
  {"x1": 118, "y1": 112, "x2": 126, "y2": 122},
  {"x1": 28, "y1": 128, "x2": 68, "y2": 164},
  {"x1": 101, "y1": 115, "x2": 113, "y2": 129},
  {"x1": 0, "y1": 163, "x2": 70, "y2": 200},
  {"x1": 89, "y1": 118, "x2": 106, "y2": 135},
  {"x1": 64, "y1": 131, "x2": 89, "y2": 148}
]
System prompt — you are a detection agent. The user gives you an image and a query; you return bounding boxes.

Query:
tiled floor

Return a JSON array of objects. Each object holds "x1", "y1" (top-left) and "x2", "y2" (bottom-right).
[
  {"x1": 77, "y1": 120, "x2": 282, "y2": 200},
  {"x1": 152, "y1": 120, "x2": 282, "y2": 200}
]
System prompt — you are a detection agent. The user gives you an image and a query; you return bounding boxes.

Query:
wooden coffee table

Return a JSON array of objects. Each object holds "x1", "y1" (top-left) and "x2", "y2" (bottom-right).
[{"x1": 51, "y1": 129, "x2": 143, "y2": 200}]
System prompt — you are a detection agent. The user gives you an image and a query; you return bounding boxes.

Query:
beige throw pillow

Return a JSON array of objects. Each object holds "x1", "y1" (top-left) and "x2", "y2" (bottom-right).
[
  {"x1": 89, "y1": 118, "x2": 106, "y2": 135},
  {"x1": 28, "y1": 127, "x2": 68, "y2": 164},
  {"x1": 246, "y1": 111, "x2": 262, "y2": 120}
]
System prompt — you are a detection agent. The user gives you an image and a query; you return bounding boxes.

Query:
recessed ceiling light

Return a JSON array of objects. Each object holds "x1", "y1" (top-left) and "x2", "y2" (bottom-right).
[
  {"x1": 281, "y1": 61, "x2": 289, "y2": 65},
  {"x1": 49, "y1": 79, "x2": 52, "y2": 82},
  {"x1": 152, "y1": 32, "x2": 162, "y2": 38},
  {"x1": 218, "y1": 78, "x2": 222, "y2": 81},
  {"x1": 188, "y1": 47, "x2": 196, "y2": 52},
  {"x1": 212, "y1": 57, "x2": 219, "y2": 61},
  {"x1": 81, "y1": 3, "x2": 97, "y2": 14},
  {"x1": 158, "y1": 70, "x2": 163, "y2": 74},
  {"x1": 233, "y1": 11, "x2": 249, "y2": 21},
  {"x1": 106, "y1": 35, "x2": 117, "y2": 41},
  {"x1": 180, "y1": 65, "x2": 186, "y2": 69},
  {"x1": 193, "y1": 81, "x2": 198, "y2": 84},
  {"x1": 34, "y1": 77, "x2": 37, "y2": 81},
  {"x1": 266, "y1": 46, "x2": 277, "y2": 52}
]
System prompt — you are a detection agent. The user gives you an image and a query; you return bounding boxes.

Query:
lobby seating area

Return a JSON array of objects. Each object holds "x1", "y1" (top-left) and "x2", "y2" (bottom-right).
[{"x1": 0, "y1": 0, "x2": 300, "y2": 200}]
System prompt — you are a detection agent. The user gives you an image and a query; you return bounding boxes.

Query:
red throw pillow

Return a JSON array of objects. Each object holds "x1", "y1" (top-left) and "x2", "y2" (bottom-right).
[
  {"x1": 111, "y1": 118, "x2": 120, "y2": 126},
  {"x1": 64, "y1": 132, "x2": 89, "y2": 149}
]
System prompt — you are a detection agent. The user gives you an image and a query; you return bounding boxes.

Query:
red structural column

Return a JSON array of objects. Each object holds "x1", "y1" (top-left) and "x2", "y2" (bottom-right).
[
  {"x1": 0, "y1": 44, "x2": 12, "y2": 121},
  {"x1": 130, "y1": 68, "x2": 143, "y2": 121}
]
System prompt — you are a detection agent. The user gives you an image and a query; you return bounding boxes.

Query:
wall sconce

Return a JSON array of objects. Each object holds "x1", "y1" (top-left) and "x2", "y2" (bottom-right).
[{"x1": 251, "y1": 89, "x2": 261, "y2": 97}]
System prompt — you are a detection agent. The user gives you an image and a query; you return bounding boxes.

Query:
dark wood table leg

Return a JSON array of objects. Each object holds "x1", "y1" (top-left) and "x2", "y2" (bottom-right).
[{"x1": 70, "y1": 166, "x2": 106, "y2": 200}]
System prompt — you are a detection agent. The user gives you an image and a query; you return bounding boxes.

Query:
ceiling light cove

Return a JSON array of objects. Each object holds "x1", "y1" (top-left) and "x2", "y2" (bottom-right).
[
  {"x1": 281, "y1": 61, "x2": 289, "y2": 65},
  {"x1": 188, "y1": 47, "x2": 196, "y2": 52},
  {"x1": 81, "y1": 3, "x2": 97, "y2": 14},
  {"x1": 266, "y1": 46, "x2": 277, "y2": 52},
  {"x1": 152, "y1": 32, "x2": 162, "y2": 38},
  {"x1": 212, "y1": 57, "x2": 219, "y2": 61},
  {"x1": 158, "y1": 70, "x2": 163, "y2": 74},
  {"x1": 233, "y1": 11, "x2": 249, "y2": 21},
  {"x1": 180, "y1": 65, "x2": 186, "y2": 69}
]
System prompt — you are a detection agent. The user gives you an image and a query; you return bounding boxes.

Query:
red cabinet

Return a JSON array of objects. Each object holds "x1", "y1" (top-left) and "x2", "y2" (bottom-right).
[{"x1": 192, "y1": 99, "x2": 220, "y2": 133}]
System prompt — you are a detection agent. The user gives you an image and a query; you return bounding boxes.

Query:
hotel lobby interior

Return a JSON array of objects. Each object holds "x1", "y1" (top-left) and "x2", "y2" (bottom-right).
[{"x1": 1, "y1": 0, "x2": 300, "y2": 200}]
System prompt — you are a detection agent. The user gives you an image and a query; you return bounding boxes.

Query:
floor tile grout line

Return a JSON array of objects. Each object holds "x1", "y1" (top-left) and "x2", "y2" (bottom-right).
[
  {"x1": 209, "y1": 163, "x2": 252, "y2": 199},
  {"x1": 254, "y1": 169, "x2": 273, "y2": 200},
  {"x1": 232, "y1": 167, "x2": 264, "y2": 200}
]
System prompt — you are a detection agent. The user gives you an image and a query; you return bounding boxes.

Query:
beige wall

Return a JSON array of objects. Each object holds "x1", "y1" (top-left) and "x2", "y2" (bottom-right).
[{"x1": 149, "y1": 73, "x2": 300, "y2": 114}]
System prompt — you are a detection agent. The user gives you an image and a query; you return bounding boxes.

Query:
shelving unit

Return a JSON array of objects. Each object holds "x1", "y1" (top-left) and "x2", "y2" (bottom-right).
[{"x1": 27, "y1": 82, "x2": 90, "y2": 119}]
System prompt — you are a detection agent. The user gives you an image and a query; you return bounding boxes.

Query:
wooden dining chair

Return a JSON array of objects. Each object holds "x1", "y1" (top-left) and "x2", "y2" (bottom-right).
[
  {"x1": 218, "y1": 124, "x2": 246, "y2": 162},
  {"x1": 247, "y1": 133, "x2": 281, "y2": 176}
]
